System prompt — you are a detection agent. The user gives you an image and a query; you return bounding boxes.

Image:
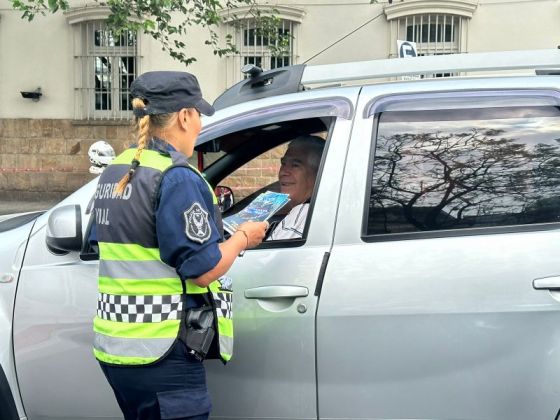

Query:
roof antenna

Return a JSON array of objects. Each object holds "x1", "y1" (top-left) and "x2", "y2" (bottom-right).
[{"x1": 241, "y1": 64, "x2": 263, "y2": 78}]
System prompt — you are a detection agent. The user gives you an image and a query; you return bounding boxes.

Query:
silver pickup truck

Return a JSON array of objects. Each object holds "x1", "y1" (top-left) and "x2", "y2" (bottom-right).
[{"x1": 3, "y1": 50, "x2": 560, "y2": 420}]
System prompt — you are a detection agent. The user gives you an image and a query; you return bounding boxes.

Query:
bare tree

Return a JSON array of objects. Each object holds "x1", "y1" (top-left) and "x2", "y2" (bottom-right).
[{"x1": 369, "y1": 128, "x2": 560, "y2": 232}]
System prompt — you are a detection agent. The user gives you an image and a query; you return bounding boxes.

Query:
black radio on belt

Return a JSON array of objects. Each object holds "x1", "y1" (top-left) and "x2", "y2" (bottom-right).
[{"x1": 185, "y1": 306, "x2": 215, "y2": 361}]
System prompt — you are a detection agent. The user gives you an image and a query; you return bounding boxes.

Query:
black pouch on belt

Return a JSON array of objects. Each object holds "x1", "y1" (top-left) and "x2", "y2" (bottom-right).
[{"x1": 184, "y1": 305, "x2": 215, "y2": 361}]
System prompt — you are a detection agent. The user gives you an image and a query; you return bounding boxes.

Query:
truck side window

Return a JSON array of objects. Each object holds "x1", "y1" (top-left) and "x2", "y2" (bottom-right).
[{"x1": 365, "y1": 104, "x2": 560, "y2": 236}]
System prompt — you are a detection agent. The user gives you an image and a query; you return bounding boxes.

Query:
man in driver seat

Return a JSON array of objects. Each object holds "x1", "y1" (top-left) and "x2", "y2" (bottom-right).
[{"x1": 268, "y1": 135, "x2": 325, "y2": 240}]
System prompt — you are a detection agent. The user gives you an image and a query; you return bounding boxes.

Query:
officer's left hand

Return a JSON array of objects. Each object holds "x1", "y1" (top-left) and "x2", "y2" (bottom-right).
[{"x1": 236, "y1": 221, "x2": 268, "y2": 249}]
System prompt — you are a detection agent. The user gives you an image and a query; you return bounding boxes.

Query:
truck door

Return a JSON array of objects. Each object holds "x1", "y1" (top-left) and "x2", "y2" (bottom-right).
[
  {"x1": 202, "y1": 90, "x2": 359, "y2": 419},
  {"x1": 317, "y1": 83, "x2": 560, "y2": 419}
]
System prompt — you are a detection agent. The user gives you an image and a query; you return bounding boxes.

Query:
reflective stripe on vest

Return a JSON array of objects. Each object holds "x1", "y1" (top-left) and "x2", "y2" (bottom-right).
[
  {"x1": 187, "y1": 280, "x2": 233, "y2": 361},
  {"x1": 93, "y1": 145, "x2": 233, "y2": 365}
]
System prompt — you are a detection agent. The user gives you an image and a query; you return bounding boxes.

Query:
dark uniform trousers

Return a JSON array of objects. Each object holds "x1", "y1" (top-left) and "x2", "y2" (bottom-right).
[{"x1": 100, "y1": 341, "x2": 211, "y2": 420}]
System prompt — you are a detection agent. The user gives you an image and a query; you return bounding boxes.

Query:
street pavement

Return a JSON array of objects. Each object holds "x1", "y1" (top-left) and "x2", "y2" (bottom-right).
[{"x1": 0, "y1": 200, "x2": 57, "y2": 216}]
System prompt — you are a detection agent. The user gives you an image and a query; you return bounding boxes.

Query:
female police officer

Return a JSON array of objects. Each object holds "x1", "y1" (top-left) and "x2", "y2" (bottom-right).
[{"x1": 91, "y1": 71, "x2": 267, "y2": 420}]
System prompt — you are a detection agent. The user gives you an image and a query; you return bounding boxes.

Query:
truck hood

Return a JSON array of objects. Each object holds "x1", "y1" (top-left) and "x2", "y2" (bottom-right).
[
  {"x1": 0, "y1": 214, "x2": 37, "y2": 313},
  {"x1": 0, "y1": 213, "x2": 37, "y2": 418}
]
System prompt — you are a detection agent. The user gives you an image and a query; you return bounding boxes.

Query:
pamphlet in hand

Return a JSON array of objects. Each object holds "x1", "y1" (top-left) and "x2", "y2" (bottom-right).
[{"x1": 223, "y1": 191, "x2": 290, "y2": 234}]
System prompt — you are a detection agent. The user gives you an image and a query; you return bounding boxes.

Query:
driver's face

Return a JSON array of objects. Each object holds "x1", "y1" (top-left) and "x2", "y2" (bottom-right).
[{"x1": 278, "y1": 145, "x2": 316, "y2": 207}]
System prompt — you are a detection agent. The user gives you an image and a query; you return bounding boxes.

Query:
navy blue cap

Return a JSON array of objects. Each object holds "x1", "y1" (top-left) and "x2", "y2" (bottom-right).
[{"x1": 130, "y1": 71, "x2": 215, "y2": 117}]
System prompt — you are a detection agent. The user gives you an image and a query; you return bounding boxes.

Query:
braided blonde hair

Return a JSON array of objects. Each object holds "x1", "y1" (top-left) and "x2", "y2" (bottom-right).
[{"x1": 115, "y1": 98, "x2": 175, "y2": 194}]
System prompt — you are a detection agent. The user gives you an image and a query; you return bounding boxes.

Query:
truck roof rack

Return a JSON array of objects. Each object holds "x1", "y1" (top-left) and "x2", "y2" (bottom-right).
[{"x1": 213, "y1": 49, "x2": 560, "y2": 110}]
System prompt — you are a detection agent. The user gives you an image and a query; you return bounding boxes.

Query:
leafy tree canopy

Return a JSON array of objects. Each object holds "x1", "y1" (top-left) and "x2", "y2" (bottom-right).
[{"x1": 10, "y1": 0, "x2": 289, "y2": 66}]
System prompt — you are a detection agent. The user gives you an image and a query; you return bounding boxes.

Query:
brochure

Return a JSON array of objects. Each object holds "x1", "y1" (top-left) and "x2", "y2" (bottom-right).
[{"x1": 223, "y1": 191, "x2": 290, "y2": 234}]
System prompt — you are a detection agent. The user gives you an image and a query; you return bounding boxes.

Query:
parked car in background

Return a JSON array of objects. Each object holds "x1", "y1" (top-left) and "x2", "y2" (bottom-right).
[{"x1": 3, "y1": 49, "x2": 560, "y2": 420}]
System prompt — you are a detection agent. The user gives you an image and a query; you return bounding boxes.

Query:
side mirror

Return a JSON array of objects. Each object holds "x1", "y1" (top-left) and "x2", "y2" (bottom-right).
[
  {"x1": 46, "y1": 205, "x2": 83, "y2": 255},
  {"x1": 215, "y1": 186, "x2": 234, "y2": 213}
]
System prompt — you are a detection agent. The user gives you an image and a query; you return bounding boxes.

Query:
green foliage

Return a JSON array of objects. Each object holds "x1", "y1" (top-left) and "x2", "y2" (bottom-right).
[
  {"x1": 9, "y1": 0, "x2": 290, "y2": 67},
  {"x1": 11, "y1": 0, "x2": 69, "y2": 20}
]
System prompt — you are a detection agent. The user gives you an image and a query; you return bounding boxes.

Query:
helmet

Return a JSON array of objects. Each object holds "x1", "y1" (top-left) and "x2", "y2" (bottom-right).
[{"x1": 88, "y1": 140, "x2": 116, "y2": 167}]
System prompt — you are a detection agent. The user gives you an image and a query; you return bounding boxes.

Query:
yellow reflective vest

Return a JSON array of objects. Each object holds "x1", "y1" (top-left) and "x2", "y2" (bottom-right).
[{"x1": 92, "y1": 145, "x2": 233, "y2": 365}]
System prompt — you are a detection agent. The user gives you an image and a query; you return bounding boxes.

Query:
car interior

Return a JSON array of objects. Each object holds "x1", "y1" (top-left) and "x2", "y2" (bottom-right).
[{"x1": 198, "y1": 116, "x2": 331, "y2": 222}]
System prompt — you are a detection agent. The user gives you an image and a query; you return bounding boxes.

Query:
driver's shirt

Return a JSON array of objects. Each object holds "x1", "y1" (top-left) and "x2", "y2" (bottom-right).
[{"x1": 268, "y1": 203, "x2": 309, "y2": 240}]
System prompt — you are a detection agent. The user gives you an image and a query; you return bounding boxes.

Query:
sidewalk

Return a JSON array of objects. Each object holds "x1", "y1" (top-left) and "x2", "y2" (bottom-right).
[{"x1": 0, "y1": 200, "x2": 58, "y2": 216}]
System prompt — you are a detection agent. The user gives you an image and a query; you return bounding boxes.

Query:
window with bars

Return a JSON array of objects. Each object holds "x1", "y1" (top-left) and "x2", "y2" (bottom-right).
[
  {"x1": 233, "y1": 20, "x2": 295, "y2": 79},
  {"x1": 243, "y1": 55, "x2": 290, "y2": 70},
  {"x1": 401, "y1": 14, "x2": 461, "y2": 55},
  {"x1": 397, "y1": 14, "x2": 462, "y2": 78},
  {"x1": 76, "y1": 21, "x2": 138, "y2": 120}
]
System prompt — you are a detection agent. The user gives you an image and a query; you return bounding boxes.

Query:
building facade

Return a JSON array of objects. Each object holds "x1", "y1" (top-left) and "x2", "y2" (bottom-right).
[{"x1": 0, "y1": 0, "x2": 558, "y2": 201}]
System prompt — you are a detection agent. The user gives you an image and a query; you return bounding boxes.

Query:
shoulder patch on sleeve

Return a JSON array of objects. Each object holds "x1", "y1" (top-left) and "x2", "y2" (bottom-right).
[{"x1": 184, "y1": 202, "x2": 211, "y2": 244}]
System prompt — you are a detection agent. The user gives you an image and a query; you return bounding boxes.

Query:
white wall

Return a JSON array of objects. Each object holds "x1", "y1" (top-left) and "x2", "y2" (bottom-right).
[
  {"x1": 139, "y1": 23, "x2": 222, "y2": 100},
  {"x1": 0, "y1": 0, "x2": 74, "y2": 118},
  {"x1": 469, "y1": 0, "x2": 560, "y2": 52},
  {"x1": 288, "y1": 1, "x2": 388, "y2": 66},
  {"x1": 0, "y1": 0, "x2": 222, "y2": 118},
  {"x1": 1, "y1": 0, "x2": 560, "y2": 119}
]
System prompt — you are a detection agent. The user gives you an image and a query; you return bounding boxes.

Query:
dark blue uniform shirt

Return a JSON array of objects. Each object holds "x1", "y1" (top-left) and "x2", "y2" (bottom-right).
[{"x1": 156, "y1": 158, "x2": 222, "y2": 279}]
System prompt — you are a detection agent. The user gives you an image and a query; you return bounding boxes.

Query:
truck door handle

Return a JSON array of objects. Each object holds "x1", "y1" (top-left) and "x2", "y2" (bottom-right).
[
  {"x1": 244, "y1": 285, "x2": 309, "y2": 299},
  {"x1": 533, "y1": 276, "x2": 560, "y2": 290}
]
